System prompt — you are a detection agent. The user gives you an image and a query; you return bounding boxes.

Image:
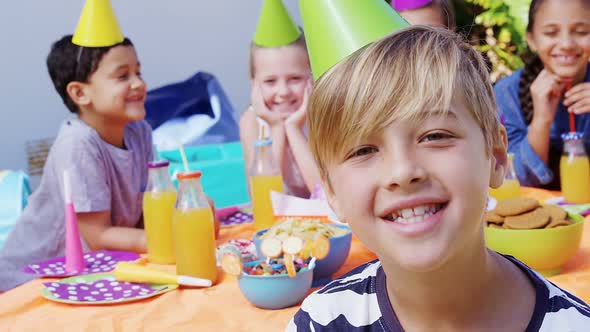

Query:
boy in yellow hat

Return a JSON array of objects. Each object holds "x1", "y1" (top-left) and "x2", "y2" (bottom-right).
[
  {"x1": 0, "y1": 0, "x2": 152, "y2": 291},
  {"x1": 240, "y1": 0, "x2": 320, "y2": 198},
  {"x1": 288, "y1": 0, "x2": 590, "y2": 330}
]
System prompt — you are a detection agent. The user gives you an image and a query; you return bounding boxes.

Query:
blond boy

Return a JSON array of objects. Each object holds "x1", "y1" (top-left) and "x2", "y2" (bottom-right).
[{"x1": 288, "y1": 26, "x2": 590, "y2": 332}]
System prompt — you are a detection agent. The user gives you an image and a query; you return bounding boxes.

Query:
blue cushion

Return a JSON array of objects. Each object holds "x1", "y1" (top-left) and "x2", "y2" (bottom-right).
[
  {"x1": 0, "y1": 171, "x2": 31, "y2": 249},
  {"x1": 159, "y1": 142, "x2": 249, "y2": 208}
]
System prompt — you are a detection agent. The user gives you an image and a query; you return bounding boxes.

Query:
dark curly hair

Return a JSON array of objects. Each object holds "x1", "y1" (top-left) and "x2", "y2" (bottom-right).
[
  {"x1": 46, "y1": 35, "x2": 133, "y2": 113},
  {"x1": 517, "y1": 0, "x2": 547, "y2": 125}
]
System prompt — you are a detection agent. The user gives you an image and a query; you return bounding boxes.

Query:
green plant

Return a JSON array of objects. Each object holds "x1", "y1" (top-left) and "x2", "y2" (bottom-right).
[{"x1": 463, "y1": 0, "x2": 531, "y2": 81}]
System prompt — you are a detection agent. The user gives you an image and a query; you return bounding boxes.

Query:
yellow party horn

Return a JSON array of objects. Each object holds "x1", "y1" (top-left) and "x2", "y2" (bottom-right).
[{"x1": 114, "y1": 262, "x2": 212, "y2": 287}]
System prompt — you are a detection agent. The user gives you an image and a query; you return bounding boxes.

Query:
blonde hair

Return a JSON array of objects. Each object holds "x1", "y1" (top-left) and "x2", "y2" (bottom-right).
[
  {"x1": 308, "y1": 26, "x2": 501, "y2": 189},
  {"x1": 248, "y1": 34, "x2": 308, "y2": 79}
]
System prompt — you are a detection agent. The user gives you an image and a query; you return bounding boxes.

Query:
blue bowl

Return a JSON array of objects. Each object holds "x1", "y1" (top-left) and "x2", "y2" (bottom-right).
[
  {"x1": 253, "y1": 224, "x2": 352, "y2": 283},
  {"x1": 238, "y1": 260, "x2": 314, "y2": 309}
]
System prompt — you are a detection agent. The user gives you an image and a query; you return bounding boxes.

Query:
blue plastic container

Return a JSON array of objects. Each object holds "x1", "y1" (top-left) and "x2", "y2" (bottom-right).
[
  {"x1": 159, "y1": 142, "x2": 249, "y2": 208},
  {"x1": 238, "y1": 260, "x2": 314, "y2": 309},
  {"x1": 253, "y1": 224, "x2": 352, "y2": 285}
]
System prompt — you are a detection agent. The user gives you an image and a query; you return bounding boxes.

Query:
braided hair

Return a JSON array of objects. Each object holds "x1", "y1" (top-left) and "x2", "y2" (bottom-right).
[
  {"x1": 517, "y1": 0, "x2": 546, "y2": 125},
  {"x1": 518, "y1": 55, "x2": 544, "y2": 124}
]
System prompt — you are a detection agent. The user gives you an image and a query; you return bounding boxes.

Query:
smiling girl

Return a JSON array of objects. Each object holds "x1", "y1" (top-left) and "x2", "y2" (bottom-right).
[
  {"x1": 239, "y1": 0, "x2": 320, "y2": 198},
  {"x1": 495, "y1": 0, "x2": 590, "y2": 189}
]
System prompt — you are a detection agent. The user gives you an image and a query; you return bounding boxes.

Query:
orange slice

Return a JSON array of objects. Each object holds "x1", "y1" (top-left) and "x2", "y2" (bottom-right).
[
  {"x1": 312, "y1": 236, "x2": 330, "y2": 260},
  {"x1": 260, "y1": 237, "x2": 282, "y2": 259},
  {"x1": 284, "y1": 254, "x2": 296, "y2": 278},
  {"x1": 300, "y1": 240, "x2": 313, "y2": 260},
  {"x1": 219, "y1": 245, "x2": 243, "y2": 276},
  {"x1": 282, "y1": 236, "x2": 304, "y2": 255}
]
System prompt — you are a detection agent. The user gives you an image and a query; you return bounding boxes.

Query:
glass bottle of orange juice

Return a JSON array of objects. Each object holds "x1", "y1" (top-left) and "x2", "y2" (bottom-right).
[
  {"x1": 250, "y1": 139, "x2": 283, "y2": 230},
  {"x1": 560, "y1": 132, "x2": 590, "y2": 203},
  {"x1": 489, "y1": 152, "x2": 521, "y2": 202},
  {"x1": 173, "y1": 171, "x2": 217, "y2": 283},
  {"x1": 143, "y1": 161, "x2": 177, "y2": 264}
]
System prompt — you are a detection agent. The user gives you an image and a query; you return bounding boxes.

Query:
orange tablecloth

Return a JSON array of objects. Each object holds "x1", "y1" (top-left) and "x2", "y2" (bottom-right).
[
  {"x1": 0, "y1": 224, "x2": 376, "y2": 331},
  {"x1": 1, "y1": 187, "x2": 590, "y2": 331}
]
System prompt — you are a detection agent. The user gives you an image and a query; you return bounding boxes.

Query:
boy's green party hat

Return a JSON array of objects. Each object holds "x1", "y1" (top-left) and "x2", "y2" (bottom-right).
[
  {"x1": 72, "y1": 0, "x2": 124, "y2": 47},
  {"x1": 254, "y1": 0, "x2": 301, "y2": 47},
  {"x1": 299, "y1": 0, "x2": 409, "y2": 80}
]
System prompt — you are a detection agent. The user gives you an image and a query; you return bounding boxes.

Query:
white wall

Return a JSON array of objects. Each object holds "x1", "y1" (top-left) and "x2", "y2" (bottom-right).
[{"x1": 0, "y1": 0, "x2": 302, "y2": 173}]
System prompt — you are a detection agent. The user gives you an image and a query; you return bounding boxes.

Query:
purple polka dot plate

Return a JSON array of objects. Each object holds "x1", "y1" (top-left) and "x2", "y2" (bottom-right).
[
  {"x1": 41, "y1": 273, "x2": 177, "y2": 305},
  {"x1": 24, "y1": 250, "x2": 141, "y2": 277}
]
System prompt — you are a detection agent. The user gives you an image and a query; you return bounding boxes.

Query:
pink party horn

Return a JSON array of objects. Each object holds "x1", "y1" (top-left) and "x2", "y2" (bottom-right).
[{"x1": 64, "y1": 170, "x2": 85, "y2": 273}]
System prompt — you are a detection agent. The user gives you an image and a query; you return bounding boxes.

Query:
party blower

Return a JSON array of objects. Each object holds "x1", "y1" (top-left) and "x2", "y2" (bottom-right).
[
  {"x1": 114, "y1": 262, "x2": 212, "y2": 287},
  {"x1": 64, "y1": 170, "x2": 85, "y2": 273}
]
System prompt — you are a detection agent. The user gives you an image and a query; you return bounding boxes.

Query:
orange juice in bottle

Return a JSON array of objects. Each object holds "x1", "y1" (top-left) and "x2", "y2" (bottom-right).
[
  {"x1": 489, "y1": 153, "x2": 521, "y2": 202},
  {"x1": 173, "y1": 171, "x2": 217, "y2": 283},
  {"x1": 250, "y1": 139, "x2": 283, "y2": 230},
  {"x1": 143, "y1": 160, "x2": 177, "y2": 264},
  {"x1": 560, "y1": 132, "x2": 590, "y2": 203}
]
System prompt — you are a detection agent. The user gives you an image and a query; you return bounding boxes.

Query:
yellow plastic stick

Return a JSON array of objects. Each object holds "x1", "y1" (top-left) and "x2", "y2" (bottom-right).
[{"x1": 114, "y1": 262, "x2": 211, "y2": 287}]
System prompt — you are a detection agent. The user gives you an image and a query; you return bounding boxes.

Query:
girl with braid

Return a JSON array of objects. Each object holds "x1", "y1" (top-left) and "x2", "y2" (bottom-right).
[{"x1": 494, "y1": 0, "x2": 590, "y2": 189}]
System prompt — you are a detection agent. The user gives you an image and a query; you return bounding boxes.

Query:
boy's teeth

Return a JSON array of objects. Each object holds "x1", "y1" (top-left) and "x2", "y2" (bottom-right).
[
  {"x1": 413, "y1": 205, "x2": 425, "y2": 215},
  {"x1": 387, "y1": 204, "x2": 442, "y2": 224},
  {"x1": 401, "y1": 209, "x2": 414, "y2": 218}
]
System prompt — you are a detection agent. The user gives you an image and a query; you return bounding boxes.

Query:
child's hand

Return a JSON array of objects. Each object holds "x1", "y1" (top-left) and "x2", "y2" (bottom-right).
[
  {"x1": 285, "y1": 82, "x2": 312, "y2": 130},
  {"x1": 564, "y1": 82, "x2": 590, "y2": 114},
  {"x1": 251, "y1": 83, "x2": 283, "y2": 127},
  {"x1": 530, "y1": 69, "x2": 566, "y2": 122}
]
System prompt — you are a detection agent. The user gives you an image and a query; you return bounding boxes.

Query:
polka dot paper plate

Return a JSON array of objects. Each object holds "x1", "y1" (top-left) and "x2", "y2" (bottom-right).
[
  {"x1": 24, "y1": 250, "x2": 141, "y2": 277},
  {"x1": 41, "y1": 273, "x2": 177, "y2": 305}
]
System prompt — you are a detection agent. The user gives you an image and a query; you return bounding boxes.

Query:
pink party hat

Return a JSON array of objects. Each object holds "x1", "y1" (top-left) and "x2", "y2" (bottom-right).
[
  {"x1": 392, "y1": 0, "x2": 432, "y2": 11},
  {"x1": 64, "y1": 170, "x2": 85, "y2": 273}
]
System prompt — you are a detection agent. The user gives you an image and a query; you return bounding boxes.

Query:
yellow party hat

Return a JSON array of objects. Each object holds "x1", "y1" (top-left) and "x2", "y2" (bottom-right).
[{"x1": 72, "y1": 0, "x2": 124, "y2": 47}]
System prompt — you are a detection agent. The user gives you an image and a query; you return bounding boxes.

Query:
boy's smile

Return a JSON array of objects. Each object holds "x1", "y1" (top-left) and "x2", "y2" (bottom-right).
[
  {"x1": 325, "y1": 98, "x2": 503, "y2": 272},
  {"x1": 83, "y1": 45, "x2": 147, "y2": 125}
]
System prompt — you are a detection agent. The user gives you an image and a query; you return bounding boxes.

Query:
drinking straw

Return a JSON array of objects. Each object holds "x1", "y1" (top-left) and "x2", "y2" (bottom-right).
[
  {"x1": 152, "y1": 143, "x2": 160, "y2": 161},
  {"x1": 566, "y1": 82, "x2": 575, "y2": 133},
  {"x1": 178, "y1": 142, "x2": 190, "y2": 172},
  {"x1": 177, "y1": 141, "x2": 199, "y2": 207}
]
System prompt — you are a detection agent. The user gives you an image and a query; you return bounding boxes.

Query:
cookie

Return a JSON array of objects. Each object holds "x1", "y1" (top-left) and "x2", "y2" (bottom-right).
[
  {"x1": 541, "y1": 205, "x2": 568, "y2": 222},
  {"x1": 495, "y1": 197, "x2": 540, "y2": 217},
  {"x1": 485, "y1": 212, "x2": 504, "y2": 224},
  {"x1": 546, "y1": 219, "x2": 573, "y2": 229},
  {"x1": 503, "y1": 207, "x2": 550, "y2": 229}
]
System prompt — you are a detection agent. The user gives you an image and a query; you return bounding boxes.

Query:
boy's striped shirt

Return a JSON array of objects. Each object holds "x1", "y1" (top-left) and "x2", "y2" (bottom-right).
[{"x1": 287, "y1": 256, "x2": 590, "y2": 331}]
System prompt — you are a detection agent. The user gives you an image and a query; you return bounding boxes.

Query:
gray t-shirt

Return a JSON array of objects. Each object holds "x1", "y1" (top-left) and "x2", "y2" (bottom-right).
[{"x1": 0, "y1": 118, "x2": 152, "y2": 291}]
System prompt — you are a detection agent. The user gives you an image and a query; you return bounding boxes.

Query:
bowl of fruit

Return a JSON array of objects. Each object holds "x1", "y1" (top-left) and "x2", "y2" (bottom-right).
[
  {"x1": 253, "y1": 217, "x2": 352, "y2": 284},
  {"x1": 219, "y1": 243, "x2": 315, "y2": 310}
]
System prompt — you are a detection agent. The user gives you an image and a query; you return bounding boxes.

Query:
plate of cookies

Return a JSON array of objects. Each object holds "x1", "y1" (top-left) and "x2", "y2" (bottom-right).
[{"x1": 484, "y1": 197, "x2": 585, "y2": 276}]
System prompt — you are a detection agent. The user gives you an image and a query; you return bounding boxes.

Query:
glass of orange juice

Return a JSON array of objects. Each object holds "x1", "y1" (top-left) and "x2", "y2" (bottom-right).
[
  {"x1": 489, "y1": 152, "x2": 521, "y2": 202},
  {"x1": 560, "y1": 132, "x2": 590, "y2": 203},
  {"x1": 143, "y1": 161, "x2": 177, "y2": 264},
  {"x1": 173, "y1": 171, "x2": 217, "y2": 283},
  {"x1": 250, "y1": 139, "x2": 284, "y2": 230}
]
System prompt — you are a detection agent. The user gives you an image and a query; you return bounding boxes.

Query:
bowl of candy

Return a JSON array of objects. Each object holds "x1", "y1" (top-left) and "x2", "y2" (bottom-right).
[
  {"x1": 236, "y1": 258, "x2": 315, "y2": 310},
  {"x1": 484, "y1": 197, "x2": 586, "y2": 276},
  {"x1": 253, "y1": 217, "x2": 352, "y2": 284}
]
